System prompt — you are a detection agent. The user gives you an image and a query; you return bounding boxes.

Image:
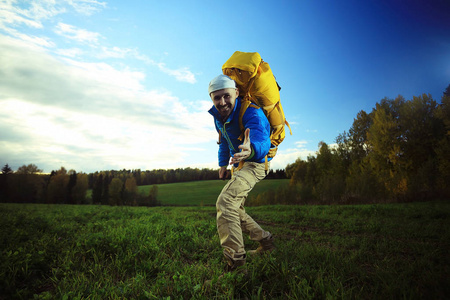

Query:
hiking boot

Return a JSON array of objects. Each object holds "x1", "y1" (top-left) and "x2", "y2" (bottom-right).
[
  {"x1": 223, "y1": 253, "x2": 247, "y2": 274},
  {"x1": 247, "y1": 234, "x2": 275, "y2": 255},
  {"x1": 204, "y1": 252, "x2": 247, "y2": 287}
]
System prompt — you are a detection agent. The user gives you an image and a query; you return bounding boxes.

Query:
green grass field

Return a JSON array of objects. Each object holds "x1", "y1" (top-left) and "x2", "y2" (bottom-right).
[
  {"x1": 87, "y1": 179, "x2": 289, "y2": 206},
  {"x1": 1, "y1": 200, "x2": 448, "y2": 299},
  {"x1": 139, "y1": 179, "x2": 289, "y2": 206}
]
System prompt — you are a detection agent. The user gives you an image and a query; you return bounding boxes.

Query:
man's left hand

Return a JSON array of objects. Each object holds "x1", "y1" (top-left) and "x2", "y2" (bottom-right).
[{"x1": 230, "y1": 128, "x2": 251, "y2": 165}]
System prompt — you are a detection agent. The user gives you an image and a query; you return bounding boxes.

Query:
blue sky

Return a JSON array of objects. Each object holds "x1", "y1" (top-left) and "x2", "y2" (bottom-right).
[{"x1": 1, "y1": 0, "x2": 449, "y2": 173}]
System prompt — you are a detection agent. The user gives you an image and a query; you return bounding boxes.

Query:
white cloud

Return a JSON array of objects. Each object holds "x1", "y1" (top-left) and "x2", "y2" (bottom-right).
[
  {"x1": 270, "y1": 149, "x2": 315, "y2": 170},
  {"x1": 5, "y1": 28, "x2": 56, "y2": 48},
  {"x1": 295, "y1": 140, "x2": 308, "y2": 148},
  {"x1": 0, "y1": 1, "x2": 201, "y2": 172},
  {"x1": 0, "y1": 6, "x2": 43, "y2": 29},
  {"x1": 0, "y1": 0, "x2": 106, "y2": 28},
  {"x1": 95, "y1": 47, "x2": 198, "y2": 84},
  {"x1": 0, "y1": 96, "x2": 215, "y2": 171},
  {"x1": 0, "y1": 98, "x2": 189, "y2": 170},
  {"x1": 0, "y1": 0, "x2": 198, "y2": 85},
  {"x1": 25, "y1": 1, "x2": 67, "y2": 20},
  {"x1": 269, "y1": 140, "x2": 317, "y2": 169},
  {"x1": 98, "y1": 46, "x2": 134, "y2": 59},
  {"x1": 0, "y1": 0, "x2": 67, "y2": 29},
  {"x1": 54, "y1": 22, "x2": 101, "y2": 44},
  {"x1": 55, "y1": 47, "x2": 84, "y2": 57},
  {"x1": 0, "y1": 34, "x2": 214, "y2": 172},
  {"x1": 63, "y1": 58, "x2": 147, "y2": 92},
  {"x1": 66, "y1": 0, "x2": 107, "y2": 16},
  {"x1": 157, "y1": 62, "x2": 197, "y2": 84},
  {"x1": 128, "y1": 50, "x2": 197, "y2": 83}
]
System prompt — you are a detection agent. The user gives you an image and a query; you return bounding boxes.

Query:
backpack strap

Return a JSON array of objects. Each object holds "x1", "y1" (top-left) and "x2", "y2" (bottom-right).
[
  {"x1": 264, "y1": 155, "x2": 268, "y2": 175},
  {"x1": 238, "y1": 100, "x2": 260, "y2": 141}
]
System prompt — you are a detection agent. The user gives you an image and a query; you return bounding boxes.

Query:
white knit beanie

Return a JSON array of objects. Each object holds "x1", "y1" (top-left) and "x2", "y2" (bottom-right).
[{"x1": 208, "y1": 74, "x2": 236, "y2": 94}]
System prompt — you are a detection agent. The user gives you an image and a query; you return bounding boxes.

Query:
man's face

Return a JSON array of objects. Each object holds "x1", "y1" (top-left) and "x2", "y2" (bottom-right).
[{"x1": 210, "y1": 88, "x2": 239, "y2": 120}]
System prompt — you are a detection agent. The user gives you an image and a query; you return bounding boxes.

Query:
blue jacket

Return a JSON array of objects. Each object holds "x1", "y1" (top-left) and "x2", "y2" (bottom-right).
[{"x1": 208, "y1": 97, "x2": 273, "y2": 167}]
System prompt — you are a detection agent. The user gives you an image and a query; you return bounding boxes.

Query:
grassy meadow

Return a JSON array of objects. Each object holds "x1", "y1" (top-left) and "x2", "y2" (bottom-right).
[
  {"x1": 139, "y1": 179, "x2": 289, "y2": 206},
  {"x1": 1, "y1": 198, "x2": 449, "y2": 299},
  {"x1": 86, "y1": 179, "x2": 289, "y2": 206}
]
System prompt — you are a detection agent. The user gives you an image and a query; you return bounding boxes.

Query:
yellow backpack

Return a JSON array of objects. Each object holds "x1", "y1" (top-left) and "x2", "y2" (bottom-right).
[{"x1": 222, "y1": 51, "x2": 292, "y2": 158}]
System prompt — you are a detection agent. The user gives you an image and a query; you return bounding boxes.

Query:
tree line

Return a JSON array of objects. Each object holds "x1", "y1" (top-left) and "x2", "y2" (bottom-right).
[
  {"x1": 0, "y1": 164, "x2": 286, "y2": 205},
  {"x1": 250, "y1": 86, "x2": 450, "y2": 206},
  {"x1": 3, "y1": 86, "x2": 448, "y2": 206}
]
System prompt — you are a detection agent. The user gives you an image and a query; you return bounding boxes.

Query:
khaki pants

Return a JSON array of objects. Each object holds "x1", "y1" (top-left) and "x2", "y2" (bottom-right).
[{"x1": 216, "y1": 162, "x2": 271, "y2": 261}]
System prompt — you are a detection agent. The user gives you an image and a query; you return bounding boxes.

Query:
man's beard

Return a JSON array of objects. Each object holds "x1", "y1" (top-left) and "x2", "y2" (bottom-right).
[{"x1": 218, "y1": 104, "x2": 231, "y2": 117}]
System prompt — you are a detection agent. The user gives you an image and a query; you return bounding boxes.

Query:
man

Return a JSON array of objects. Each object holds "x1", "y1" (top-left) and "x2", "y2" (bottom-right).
[{"x1": 208, "y1": 74, "x2": 275, "y2": 274}]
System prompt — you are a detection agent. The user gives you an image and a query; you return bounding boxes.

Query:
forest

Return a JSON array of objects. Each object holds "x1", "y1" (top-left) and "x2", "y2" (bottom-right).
[
  {"x1": 254, "y1": 87, "x2": 450, "y2": 205},
  {"x1": 1, "y1": 85, "x2": 449, "y2": 206},
  {"x1": 0, "y1": 164, "x2": 286, "y2": 206}
]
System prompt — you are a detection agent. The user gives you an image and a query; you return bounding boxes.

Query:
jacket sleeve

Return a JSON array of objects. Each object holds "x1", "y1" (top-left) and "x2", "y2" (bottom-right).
[
  {"x1": 215, "y1": 123, "x2": 230, "y2": 167},
  {"x1": 242, "y1": 108, "x2": 271, "y2": 162}
]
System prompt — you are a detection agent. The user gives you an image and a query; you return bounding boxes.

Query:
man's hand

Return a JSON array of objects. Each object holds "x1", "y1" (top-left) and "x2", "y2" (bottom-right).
[
  {"x1": 230, "y1": 128, "x2": 251, "y2": 165},
  {"x1": 219, "y1": 166, "x2": 228, "y2": 180}
]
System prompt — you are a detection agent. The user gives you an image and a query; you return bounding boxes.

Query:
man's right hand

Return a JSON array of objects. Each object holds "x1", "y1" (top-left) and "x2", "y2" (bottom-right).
[{"x1": 219, "y1": 166, "x2": 228, "y2": 180}]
